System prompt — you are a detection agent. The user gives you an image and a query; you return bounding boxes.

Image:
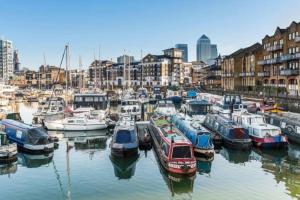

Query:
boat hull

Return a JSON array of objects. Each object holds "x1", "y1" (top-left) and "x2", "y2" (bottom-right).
[
  {"x1": 149, "y1": 125, "x2": 196, "y2": 175},
  {"x1": 222, "y1": 137, "x2": 252, "y2": 150},
  {"x1": 250, "y1": 135, "x2": 288, "y2": 149},
  {"x1": 111, "y1": 147, "x2": 138, "y2": 157},
  {"x1": 45, "y1": 121, "x2": 107, "y2": 131}
]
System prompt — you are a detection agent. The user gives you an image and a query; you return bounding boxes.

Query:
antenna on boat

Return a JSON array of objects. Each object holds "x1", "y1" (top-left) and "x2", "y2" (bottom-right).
[{"x1": 123, "y1": 49, "x2": 126, "y2": 91}]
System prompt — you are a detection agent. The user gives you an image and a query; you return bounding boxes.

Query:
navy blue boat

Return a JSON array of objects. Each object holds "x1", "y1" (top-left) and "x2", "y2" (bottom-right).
[
  {"x1": 171, "y1": 115, "x2": 214, "y2": 158},
  {"x1": 203, "y1": 114, "x2": 252, "y2": 150},
  {"x1": 0, "y1": 119, "x2": 54, "y2": 154},
  {"x1": 111, "y1": 119, "x2": 139, "y2": 157}
]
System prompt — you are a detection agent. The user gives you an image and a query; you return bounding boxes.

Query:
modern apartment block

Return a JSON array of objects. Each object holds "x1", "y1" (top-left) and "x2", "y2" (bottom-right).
[
  {"x1": 0, "y1": 39, "x2": 13, "y2": 83},
  {"x1": 258, "y1": 21, "x2": 300, "y2": 95},
  {"x1": 175, "y1": 44, "x2": 188, "y2": 62},
  {"x1": 163, "y1": 48, "x2": 183, "y2": 86}
]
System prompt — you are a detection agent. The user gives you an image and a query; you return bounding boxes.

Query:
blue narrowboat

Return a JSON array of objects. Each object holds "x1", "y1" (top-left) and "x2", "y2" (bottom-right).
[
  {"x1": 110, "y1": 119, "x2": 139, "y2": 157},
  {"x1": 0, "y1": 119, "x2": 54, "y2": 154},
  {"x1": 203, "y1": 114, "x2": 252, "y2": 150},
  {"x1": 171, "y1": 115, "x2": 214, "y2": 158}
]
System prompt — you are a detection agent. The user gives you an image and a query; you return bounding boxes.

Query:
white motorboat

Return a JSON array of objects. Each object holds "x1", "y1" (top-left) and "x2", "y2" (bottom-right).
[
  {"x1": 120, "y1": 98, "x2": 141, "y2": 120},
  {"x1": 211, "y1": 94, "x2": 246, "y2": 118},
  {"x1": 155, "y1": 100, "x2": 176, "y2": 117},
  {"x1": 44, "y1": 115, "x2": 107, "y2": 131},
  {"x1": 33, "y1": 97, "x2": 66, "y2": 122}
]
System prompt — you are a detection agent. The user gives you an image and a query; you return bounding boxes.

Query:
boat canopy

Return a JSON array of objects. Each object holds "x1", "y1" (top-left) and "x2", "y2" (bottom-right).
[
  {"x1": 116, "y1": 130, "x2": 134, "y2": 144},
  {"x1": 187, "y1": 90, "x2": 197, "y2": 98}
]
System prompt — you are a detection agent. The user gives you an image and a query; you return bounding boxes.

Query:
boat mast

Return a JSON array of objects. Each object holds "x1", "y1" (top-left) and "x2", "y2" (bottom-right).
[
  {"x1": 98, "y1": 45, "x2": 101, "y2": 90},
  {"x1": 128, "y1": 52, "x2": 131, "y2": 89},
  {"x1": 123, "y1": 50, "x2": 125, "y2": 91},
  {"x1": 140, "y1": 50, "x2": 143, "y2": 89},
  {"x1": 79, "y1": 55, "x2": 82, "y2": 89},
  {"x1": 94, "y1": 49, "x2": 97, "y2": 90},
  {"x1": 65, "y1": 44, "x2": 69, "y2": 104}
]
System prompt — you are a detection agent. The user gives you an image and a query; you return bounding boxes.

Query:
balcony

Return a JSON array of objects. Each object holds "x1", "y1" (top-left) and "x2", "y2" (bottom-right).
[
  {"x1": 279, "y1": 69, "x2": 299, "y2": 76},
  {"x1": 295, "y1": 36, "x2": 300, "y2": 42},
  {"x1": 266, "y1": 44, "x2": 283, "y2": 52},
  {"x1": 280, "y1": 53, "x2": 300, "y2": 61},
  {"x1": 221, "y1": 73, "x2": 234, "y2": 77},
  {"x1": 246, "y1": 72, "x2": 255, "y2": 76},
  {"x1": 258, "y1": 53, "x2": 300, "y2": 65},
  {"x1": 288, "y1": 84, "x2": 299, "y2": 90},
  {"x1": 257, "y1": 72, "x2": 270, "y2": 77},
  {"x1": 239, "y1": 72, "x2": 246, "y2": 77}
]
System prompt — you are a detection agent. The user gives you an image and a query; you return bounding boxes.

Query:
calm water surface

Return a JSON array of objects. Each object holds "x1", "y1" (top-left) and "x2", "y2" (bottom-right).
[{"x1": 0, "y1": 103, "x2": 300, "y2": 200}]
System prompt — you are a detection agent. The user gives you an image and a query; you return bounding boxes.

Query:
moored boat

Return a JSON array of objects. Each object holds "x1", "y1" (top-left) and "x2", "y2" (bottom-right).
[
  {"x1": 263, "y1": 112, "x2": 300, "y2": 145},
  {"x1": 149, "y1": 114, "x2": 196, "y2": 175},
  {"x1": 0, "y1": 119, "x2": 54, "y2": 154},
  {"x1": 0, "y1": 129, "x2": 18, "y2": 163},
  {"x1": 155, "y1": 100, "x2": 176, "y2": 117},
  {"x1": 44, "y1": 115, "x2": 107, "y2": 131},
  {"x1": 172, "y1": 115, "x2": 214, "y2": 159},
  {"x1": 203, "y1": 113, "x2": 252, "y2": 150},
  {"x1": 166, "y1": 89, "x2": 182, "y2": 104},
  {"x1": 110, "y1": 117, "x2": 139, "y2": 157},
  {"x1": 232, "y1": 111, "x2": 287, "y2": 149}
]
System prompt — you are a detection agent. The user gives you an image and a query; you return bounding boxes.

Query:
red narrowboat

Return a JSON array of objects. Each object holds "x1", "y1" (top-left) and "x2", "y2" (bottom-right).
[{"x1": 149, "y1": 115, "x2": 196, "y2": 175}]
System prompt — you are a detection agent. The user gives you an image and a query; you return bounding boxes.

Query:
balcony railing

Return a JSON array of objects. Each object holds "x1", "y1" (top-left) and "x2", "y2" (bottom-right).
[
  {"x1": 246, "y1": 72, "x2": 255, "y2": 76},
  {"x1": 221, "y1": 73, "x2": 234, "y2": 77},
  {"x1": 295, "y1": 36, "x2": 300, "y2": 42},
  {"x1": 257, "y1": 72, "x2": 270, "y2": 77},
  {"x1": 258, "y1": 53, "x2": 300, "y2": 65},
  {"x1": 266, "y1": 44, "x2": 283, "y2": 51},
  {"x1": 279, "y1": 69, "x2": 299, "y2": 76},
  {"x1": 239, "y1": 72, "x2": 246, "y2": 77},
  {"x1": 288, "y1": 84, "x2": 299, "y2": 90},
  {"x1": 263, "y1": 84, "x2": 286, "y2": 87}
]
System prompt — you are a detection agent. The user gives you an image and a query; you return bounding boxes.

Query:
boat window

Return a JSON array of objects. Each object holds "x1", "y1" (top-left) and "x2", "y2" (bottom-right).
[
  {"x1": 7, "y1": 113, "x2": 22, "y2": 121},
  {"x1": 116, "y1": 130, "x2": 132, "y2": 144},
  {"x1": 68, "y1": 120, "x2": 75, "y2": 123},
  {"x1": 77, "y1": 120, "x2": 85, "y2": 123},
  {"x1": 162, "y1": 142, "x2": 170, "y2": 157},
  {"x1": 172, "y1": 145, "x2": 192, "y2": 159},
  {"x1": 85, "y1": 97, "x2": 94, "y2": 102},
  {"x1": 94, "y1": 97, "x2": 99, "y2": 102},
  {"x1": 59, "y1": 107, "x2": 63, "y2": 111},
  {"x1": 188, "y1": 104, "x2": 208, "y2": 115},
  {"x1": 75, "y1": 97, "x2": 83, "y2": 102}
]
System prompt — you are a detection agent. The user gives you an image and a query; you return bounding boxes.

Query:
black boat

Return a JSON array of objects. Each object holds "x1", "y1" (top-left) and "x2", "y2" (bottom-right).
[
  {"x1": 136, "y1": 121, "x2": 152, "y2": 150},
  {"x1": 203, "y1": 113, "x2": 252, "y2": 150}
]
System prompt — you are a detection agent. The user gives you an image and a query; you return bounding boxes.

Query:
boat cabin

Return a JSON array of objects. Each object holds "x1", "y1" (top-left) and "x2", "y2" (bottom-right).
[
  {"x1": 73, "y1": 93, "x2": 108, "y2": 110},
  {"x1": 184, "y1": 99, "x2": 211, "y2": 116},
  {"x1": 0, "y1": 109, "x2": 22, "y2": 121}
]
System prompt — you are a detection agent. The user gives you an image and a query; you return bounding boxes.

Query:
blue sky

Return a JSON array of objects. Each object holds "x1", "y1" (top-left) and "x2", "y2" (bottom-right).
[{"x1": 1, "y1": 0, "x2": 300, "y2": 69}]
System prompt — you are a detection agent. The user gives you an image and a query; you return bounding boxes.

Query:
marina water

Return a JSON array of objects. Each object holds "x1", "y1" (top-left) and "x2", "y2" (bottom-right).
[{"x1": 0, "y1": 102, "x2": 300, "y2": 200}]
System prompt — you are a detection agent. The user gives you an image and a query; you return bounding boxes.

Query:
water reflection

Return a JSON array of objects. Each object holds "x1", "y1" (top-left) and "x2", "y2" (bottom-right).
[
  {"x1": 196, "y1": 158, "x2": 212, "y2": 174},
  {"x1": 17, "y1": 152, "x2": 54, "y2": 168},
  {"x1": 74, "y1": 136, "x2": 108, "y2": 150},
  {"x1": 160, "y1": 168, "x2": 195, "y2": 197},
  {"x1": 220, "y1": 147, "x2": 251, "y2": 164},
  {"x1": 0, "y1": 162, "x2": 17, "y2": 176},
  {"x1": 109, "y1": 154, "x2": 139, "y2": 179}
]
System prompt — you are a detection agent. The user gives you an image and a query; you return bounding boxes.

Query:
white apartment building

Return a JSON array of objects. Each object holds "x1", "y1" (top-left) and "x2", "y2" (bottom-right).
[{"x1": 0, "y1": 39, "x2": 13, "y2": 83}]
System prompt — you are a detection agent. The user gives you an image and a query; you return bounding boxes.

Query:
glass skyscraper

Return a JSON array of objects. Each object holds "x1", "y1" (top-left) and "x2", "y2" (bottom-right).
[
  {"x1": 175, "y1": 44, "x2": 188, "y2": 62},
  {"x1": 196, "y1": 35, "x2": 218, "y2": 63}
]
